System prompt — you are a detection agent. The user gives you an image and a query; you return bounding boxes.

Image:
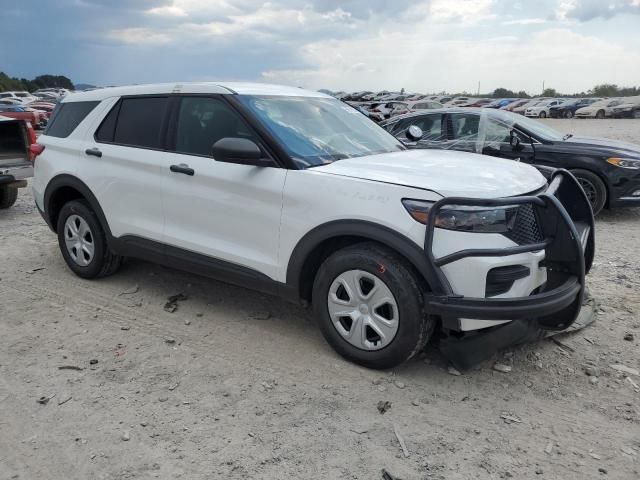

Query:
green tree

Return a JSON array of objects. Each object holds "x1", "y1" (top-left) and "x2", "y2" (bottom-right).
[
  {"x1": 590, "y1": 84, "x2": 619, "y2": 97},
  {"x1": 492, "y1": 87, "x2": 516, "y2": 98},
  {"x1": 0, "y1": 72, "x2": 74, "y2": 92},
  {"x1": 542, "y1": 88, "x2": 558, "y2": 97}
]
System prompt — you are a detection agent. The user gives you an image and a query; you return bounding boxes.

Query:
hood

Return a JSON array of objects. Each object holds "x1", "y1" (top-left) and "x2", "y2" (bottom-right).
[
  {"x1": 561, "y1": 136, "x2": 640, "y2": 157},
  {"x1": 312, "y1": 149, "x2": 547, "y2": 198}
]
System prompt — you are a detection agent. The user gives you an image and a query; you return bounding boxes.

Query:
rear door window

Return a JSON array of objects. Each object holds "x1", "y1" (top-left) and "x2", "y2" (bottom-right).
[
  {"x1": 45, "y1": 101, "x2": 99, "y2": 138},
  {"x1": 448, "y1": 112, "x2": 480, "y2": 152},
  {"x1": 112, "y1": 97, "x2": 169, "y2": 149}
]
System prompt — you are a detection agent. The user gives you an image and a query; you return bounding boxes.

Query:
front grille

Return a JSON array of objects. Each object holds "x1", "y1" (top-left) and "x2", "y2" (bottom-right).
[{"x1": 504, "y1": 204, "x2": 544, "y2": 245}]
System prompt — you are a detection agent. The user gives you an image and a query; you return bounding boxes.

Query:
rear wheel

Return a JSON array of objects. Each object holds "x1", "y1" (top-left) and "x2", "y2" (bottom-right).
[
  {"x1": 596, "y1": 110, "x2": 605, "y2": 119},
  {"x1": 312, "y1": 242, "x2": 435, "y2": 369},
  {"x1": 571, "y1": 169, "x2": 606, "y2": 215},
  {"x1": 565, "y1": 111, "x2": 574, "y2": 119},
  {"x1": 633, "y1": 109, "x2": 640, "y2": 119},
  {"x1": 0, "y1": 186, "x2": 18, "y2": 209},
  {"x1": 57, "y1": 200, "x2": 122, "y2": 278}
]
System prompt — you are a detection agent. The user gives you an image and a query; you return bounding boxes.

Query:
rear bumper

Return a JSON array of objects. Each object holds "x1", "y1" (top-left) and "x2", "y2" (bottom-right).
[
  {"x1": 424, "y1": 170, "x2": 595, "y2": 332},
  {"x1": 0, "y1": 164, "x2": 33, "y2": 184}
]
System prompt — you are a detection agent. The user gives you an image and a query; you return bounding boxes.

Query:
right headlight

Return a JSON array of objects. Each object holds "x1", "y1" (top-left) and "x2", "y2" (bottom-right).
[{"x1": 402, "y1": 199, "x2": 519, "y2": 233}]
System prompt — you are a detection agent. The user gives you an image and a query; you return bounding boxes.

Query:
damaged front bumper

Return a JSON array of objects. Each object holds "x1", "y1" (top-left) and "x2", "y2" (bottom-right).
[{"x1": 423, "y1": 169, "x2": 596, "y2": 366}]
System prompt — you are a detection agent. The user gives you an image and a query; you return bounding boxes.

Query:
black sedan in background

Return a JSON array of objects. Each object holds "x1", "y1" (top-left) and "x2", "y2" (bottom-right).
[
  {"x1": 380, "y1": 108, "x2": 640, "y2": 214},
  {"x1": 549, "y1": 98, "x2": 600, "y2": 118}
]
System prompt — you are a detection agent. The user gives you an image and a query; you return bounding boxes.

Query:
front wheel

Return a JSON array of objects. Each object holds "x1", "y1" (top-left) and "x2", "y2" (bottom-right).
[
  {"x1": 596, "y1": 110, "x2": 605, "y2": 119},
  {"x1": 312, "y1": 243, "x2": 435, "y2": 369},
  {"x1": 539, "y1": 111, "x2": 547, "y2": 119},
  {"x1": 571, "y1": 169, "x2": 607, "y2": 215},
  {"x1": 633, "y1": 110, "x2": 640, "y2": 119},
  {"x1": 0, "y1": 186, "x2": 18, "y2": 209},
  {"x1": 565, "y1": 111, "x2": 574, "y2": 118},
  {"x1": 57, "y1": 200, "x2": 122, "y2": 278}
]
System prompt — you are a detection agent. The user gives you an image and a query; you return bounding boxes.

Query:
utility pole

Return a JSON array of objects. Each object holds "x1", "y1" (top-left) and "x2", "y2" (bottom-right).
[
  {"x1": 542, "y1": 80, "x2": 545, "y2": 94},
  {"x1": 477, "y1": 81, "x2": 481, "y2": 95}
]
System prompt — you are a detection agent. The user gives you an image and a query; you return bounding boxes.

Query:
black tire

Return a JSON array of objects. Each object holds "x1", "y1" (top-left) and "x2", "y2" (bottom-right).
[
  {"x1": 596, "y1": 110, "x2": 605, "y2": 119},
  {"x1": 633, "y1": 109, "x2": 640, "y2": 119},
  {"x1": 539, "y1": 111, "x2": 547, "y2": 119},
  {"x1": 312, "y1": 242, "x2": 435, "y2": 369},
  {"x1": 565, "y1": 111, "x2": 574, "y2": 119},
  {"x1": 0, "y1": 186, "x2": 18, "y2": 209},
  {"x1": 571, "y1": 169, "x2": 607, "y2": 215},
  {"x1": 56, "y1": 199, "x2": 122, "y2": 278}
]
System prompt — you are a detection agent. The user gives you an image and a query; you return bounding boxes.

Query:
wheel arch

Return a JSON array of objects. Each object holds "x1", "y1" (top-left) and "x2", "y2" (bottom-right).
[
  {"x1": 569, "y1": 166, "x2": 610, "y2": 209},
  {"x1": 285, "y1": 220, "x2": 446, "y2": 303},
  {"x1": 44, "y1": 175, "x2": 111, "y2": 235}
]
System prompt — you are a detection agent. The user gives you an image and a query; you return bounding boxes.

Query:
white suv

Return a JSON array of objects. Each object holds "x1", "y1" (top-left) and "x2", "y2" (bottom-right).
[{"x1": 32, "y1": 83, "x2": 594, "y2": 369}]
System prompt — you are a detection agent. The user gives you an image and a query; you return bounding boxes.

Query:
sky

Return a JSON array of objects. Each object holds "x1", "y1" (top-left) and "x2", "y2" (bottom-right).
[{"x1": 1, "y1": 0, "x2": 639, "y2": 94}]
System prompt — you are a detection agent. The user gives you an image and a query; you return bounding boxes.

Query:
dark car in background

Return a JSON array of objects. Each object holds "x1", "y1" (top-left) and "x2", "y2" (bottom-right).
[
  {"x1": 610, "y1": 96, "x2": 640, "y2": 119},
  {"x1": 380, "y1": 108, "x2": 640, "y2": 214},
  {"x1": 550, "y1": 98, "x2": 601, "y2": 118}
]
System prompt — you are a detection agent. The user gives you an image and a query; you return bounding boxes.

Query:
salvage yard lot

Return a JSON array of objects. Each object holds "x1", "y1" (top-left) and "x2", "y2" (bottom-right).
[{"x1": 1, "y1": 119, "x2": 639, "y2": 479}]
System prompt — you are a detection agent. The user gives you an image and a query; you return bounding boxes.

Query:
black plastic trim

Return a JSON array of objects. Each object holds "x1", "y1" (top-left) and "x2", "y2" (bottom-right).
[
  {"x1": 286, "y1": 219, "x2": 452, "y2": 298},
  {"x1": 424, "y1": 170, "x2": 594, "y2": 330},
  {"x1": 432, "y1": 276, "x2": 580, "y2": 320},
  {"x1": 43, "y1": 174, "x2": 113, "y2": 235},
  {"x1": 109, "y1": 235, "x2": 283, "y2": 298}
]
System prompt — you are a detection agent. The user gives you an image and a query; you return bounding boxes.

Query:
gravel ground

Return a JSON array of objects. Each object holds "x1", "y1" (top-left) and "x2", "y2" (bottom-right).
[{"x1": 1, "y1": 119, "x2": 639, "y2": 480}]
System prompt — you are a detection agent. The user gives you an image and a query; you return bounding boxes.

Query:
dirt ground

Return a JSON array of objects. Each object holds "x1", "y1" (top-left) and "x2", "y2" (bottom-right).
[{"x1": 1, "y1": 119, "x2": 639, "y2": 480}]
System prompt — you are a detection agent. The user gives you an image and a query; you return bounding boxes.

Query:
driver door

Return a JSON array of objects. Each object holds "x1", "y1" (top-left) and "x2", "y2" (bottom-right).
[
  {"x1": 479, "y1": 117, "x2": 535, "y2": 164},
  {"x1": 161, "y1": 95, "x2": 286, "y2": 280}
]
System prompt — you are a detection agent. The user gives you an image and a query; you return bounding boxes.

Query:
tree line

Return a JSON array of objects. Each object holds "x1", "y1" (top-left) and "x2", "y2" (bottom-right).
[
  {"x1": 0, "y1": 72, "x2": 74, "y2": 92},
  {"x1": 490, "y1": 84, "x2": 640, "y2": 99}
]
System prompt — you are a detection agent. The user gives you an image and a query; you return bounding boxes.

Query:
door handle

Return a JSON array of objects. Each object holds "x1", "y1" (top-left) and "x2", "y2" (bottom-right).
[
  {"x1": 85, "y1": 148, "x2": 102, "y2": 158},
  {"x1": 170, "y1": 164, "x2": 195, "y2": 176}
]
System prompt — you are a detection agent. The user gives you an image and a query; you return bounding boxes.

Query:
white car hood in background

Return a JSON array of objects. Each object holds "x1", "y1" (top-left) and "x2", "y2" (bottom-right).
[{"x1": 313, "y1": 149, "x2": 547, "y2": 198}]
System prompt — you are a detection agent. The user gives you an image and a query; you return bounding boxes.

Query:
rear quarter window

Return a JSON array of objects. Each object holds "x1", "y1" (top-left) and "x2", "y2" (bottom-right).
[{"x1": 44, "y1": 101, "x2": 99, "y2": 138}]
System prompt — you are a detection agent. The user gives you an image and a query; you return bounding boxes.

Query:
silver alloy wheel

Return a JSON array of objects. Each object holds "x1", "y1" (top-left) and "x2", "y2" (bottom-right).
[
  {"x1": 327, "y1": 270, "x2": 399, "y2": 351},
  {"x1": 64, "y1": 215, "x2": 95, "y2": 266}
]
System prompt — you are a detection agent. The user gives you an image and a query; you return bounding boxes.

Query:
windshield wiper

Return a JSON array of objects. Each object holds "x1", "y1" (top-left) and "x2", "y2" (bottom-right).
[{"x1": 563, "y1": 133, "x2": 573, "y2": 141}]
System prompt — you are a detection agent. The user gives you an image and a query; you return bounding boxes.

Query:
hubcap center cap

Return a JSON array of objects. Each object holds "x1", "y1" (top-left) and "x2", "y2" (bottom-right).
[{"x1": 358, "y1": 304, "x2": 369, "y2": 315}]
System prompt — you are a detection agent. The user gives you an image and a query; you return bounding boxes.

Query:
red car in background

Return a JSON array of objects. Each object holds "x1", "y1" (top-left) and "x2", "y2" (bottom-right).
[
  {"x1": 0, "y1": 105, "x2": 46, "y2": 129},
  {"x1": 28, "y1": 102, "x2": 56, "y2": 119}
]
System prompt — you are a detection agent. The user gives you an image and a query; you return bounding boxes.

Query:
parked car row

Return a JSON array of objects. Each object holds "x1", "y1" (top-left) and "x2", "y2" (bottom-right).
[
  {"x1": 328, "y1": 90, "x2": 640, "y2": 122},
  {"x1": 0, "y1": 89, "x2": 69, "y2": 129}
]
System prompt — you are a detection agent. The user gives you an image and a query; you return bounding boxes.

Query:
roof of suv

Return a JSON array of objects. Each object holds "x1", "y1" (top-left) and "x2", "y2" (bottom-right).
[{"x1": 62, "y1": 82, "x2": 330, "y2": 103}]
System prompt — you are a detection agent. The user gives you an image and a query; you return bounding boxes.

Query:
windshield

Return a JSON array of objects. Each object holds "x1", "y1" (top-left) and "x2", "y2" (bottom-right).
[{"x1": 237, "y1": 95, "x2": 405, "y2": 168}]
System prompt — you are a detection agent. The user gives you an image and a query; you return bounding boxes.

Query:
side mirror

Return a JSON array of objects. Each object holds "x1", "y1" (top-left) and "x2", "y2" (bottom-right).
[
  {"x1": 510, "y1": 131, "x2": 521, "y2": 150},
  {"x1": 212, "y1": 138, "x2": 272, "y2": 167},
  {"x1": 406, "y1": 125, "x2": 423, "y2": 142}
]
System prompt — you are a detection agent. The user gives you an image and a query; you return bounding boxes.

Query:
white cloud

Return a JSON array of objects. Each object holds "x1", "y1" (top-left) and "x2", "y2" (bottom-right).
[
  {"x1": 146, "y1": 5, "x2": 188, "y2": 17},
  {"x1": 263, "y1": 27, "x2": 640, "y2": 94},
  {"x1": 430, "y1": 0, "x2": 496, "y2": 24},
  {"x1": 557, "y1": 0, "x2": 640, "y2": 21},
  {"x1": 107, "y1": 27, "x2": 173, "y2": 45},
  {"x1": 503, "y1": 18, "x2": 548, "y2": 25}
]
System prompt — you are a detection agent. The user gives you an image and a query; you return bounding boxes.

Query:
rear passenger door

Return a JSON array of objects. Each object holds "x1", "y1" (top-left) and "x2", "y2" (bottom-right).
[
  {"x1": 161, "y1": 95, "x2": 286, "y2": 280},
  {"x1": 80, "y1": 96, "x2": 171, "y2": 242}
]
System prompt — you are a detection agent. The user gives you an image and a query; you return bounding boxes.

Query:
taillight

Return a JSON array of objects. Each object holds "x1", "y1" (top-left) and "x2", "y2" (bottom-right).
[
  {"x1": 29, "y1": 144, "x2": 45, "y2": 163},
  {"x1": 26, "y1": 122, "x2": 37, "y2": 145}
]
